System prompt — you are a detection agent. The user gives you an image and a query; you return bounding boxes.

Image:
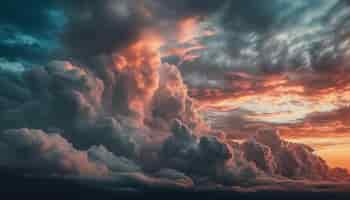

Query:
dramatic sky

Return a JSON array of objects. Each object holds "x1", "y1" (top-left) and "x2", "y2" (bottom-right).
[{"x1": 1, "y1": 0, "x2": 350, "y2": 192}]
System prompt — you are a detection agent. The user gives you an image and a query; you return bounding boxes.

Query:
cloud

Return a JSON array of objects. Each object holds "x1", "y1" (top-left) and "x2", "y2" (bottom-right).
[
  {"x1": 242, "y1": 129, "x2": 332, "y2": 180},
  {"x1": 88, "y1": 145, "x2": 141, "y2": 173},
  {"x1": 178, "y1": 0, "x2": 350, "y2": 91},
  {"x1": 0, "y1": 61, "x2": 144, "y2": 160},
  {"x1": 0, "y1": 127, "x2": 152, "y2": 176},
  {"x1": 151, "y1": 64, "x2": 205, "y2": 131},
  {"x1": 0, "y1": 56, "x2": 349, "y2": 191},
  {"x1": 61, "y1": 0, "x2": 153, "y2": 57},
  {"x1": 0, "y1": 58, "x2": 25, "y2": 72},
  {"x1": 95, "y1": 170, "x2": 194, "y2": 190},
  {"x1": 0, "y1": 57, "x2": 204, "y2": 176},
  {"x1": 241, "y1": 139, "x2": 277, "y2": 175},
  {"x1": 1, "y1": 0, "x2": 350, "y2": 192},
  {"x1": 0, "y1": 0, "x2": 58, "y2": 34},
  {"x1": 191, "y1": 69, "x2": 350, "y2": 139},
  {"x1": 159, "y1": 121, "x2": 348, "y2": 185},
  {"x1": 0, "y1": 0, "x2": 64, "y2": 65},
  {"x1": 0, "y1": 127, "x2": 197, "y2": 190},
  {"x1": 0, "y1": 128, "x2": 109, "y2": 176},
  {"x1": 160, "y1": 119, "x2": 260, "y2": 185},
  {"x1": 0, "y1": 61, "x2": 103, "y2": 131}
]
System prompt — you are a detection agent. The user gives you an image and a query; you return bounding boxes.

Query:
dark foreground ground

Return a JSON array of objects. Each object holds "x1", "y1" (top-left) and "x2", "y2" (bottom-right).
[{"x1": 1, "y1": 167, "x2": 350, "y2": 200}]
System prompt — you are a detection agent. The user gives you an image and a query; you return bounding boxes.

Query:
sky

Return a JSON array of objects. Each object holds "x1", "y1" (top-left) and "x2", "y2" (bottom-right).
[
  {"x1": 1, "y1": 0, "x2": 350, "y2": 192},
  {"x1": 185, "y1": 0, "x2": 350, "y2": 171}
]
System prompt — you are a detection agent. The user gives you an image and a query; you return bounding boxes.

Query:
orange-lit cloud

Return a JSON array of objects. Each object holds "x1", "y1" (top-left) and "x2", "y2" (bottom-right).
[
  {"x1": 176, "y1": 16, "x2": 216, "y2": 43},
  {"x1": 161, "y1": 16, "x2": 216, "y2": 64},
  {"x1": 112, "y1": 31, "x2": 164, "y2": 122},
  {"x1": 191, "y1": 70, "x2": 350, "y2": 124}
]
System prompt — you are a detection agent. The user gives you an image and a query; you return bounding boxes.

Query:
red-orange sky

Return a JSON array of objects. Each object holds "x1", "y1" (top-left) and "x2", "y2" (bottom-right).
[{"x1": 189, "y1": 70, "x2": 350, "y2": 170}]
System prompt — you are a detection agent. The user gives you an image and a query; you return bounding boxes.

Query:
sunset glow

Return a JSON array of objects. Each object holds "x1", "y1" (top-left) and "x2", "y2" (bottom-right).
[
  {"x1": 2, "y1": 0, "x2": 350, "y2": 194},
  {"x1": 191, "y1": 71, "x2": 350, "y2": 170}
]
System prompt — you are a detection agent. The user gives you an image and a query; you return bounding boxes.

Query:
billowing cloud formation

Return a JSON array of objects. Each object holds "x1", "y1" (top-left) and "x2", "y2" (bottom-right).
[
  {"x1": 161, "y1": 122, "x2": 344, "y2": 184},
  {"x1": 0, "y1": 0, "x2": 350, "y2": 193},
  {"x1": 0, "y1": 128, "x2": 130, "y2": 176},
  {"x1": 244, "y1": 129, "x2": 330, "y2": 179},
  {"x1": 0, "y1": 54, "x2": 203, "y2": 170},
  {"x1": 1, "y1": 58, "x2": 348, "y2": 190},
  {"x1": 0, "y1": 128, "x2": 195, "y2": 190}
]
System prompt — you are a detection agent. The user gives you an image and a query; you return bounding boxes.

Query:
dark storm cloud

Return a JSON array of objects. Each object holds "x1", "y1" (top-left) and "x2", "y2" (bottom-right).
[
  {"x1": 60, "y1": 0, "x2": 288, "y2": 58},
  {"x1": 0, "y1": 0, "x2": 64, "y2": 65},
  {"x1": 0, "y1": 0, "x2": 57, "y2": 34},
  {"x1": 60, "y1": 0, "x2": 180, "y2": 57},
  {"x1": 149, "y1": 0, "x2": 226, "y2": 18},
  {"x1": 60, "y1": 0, "x2": 219, "y2": 57},
  {"x1": 153, "y1": 0, "x2": 284, "y2": 28},
  {"x1": 0, "y1": 40, "x2": 48, "y2": 64}
]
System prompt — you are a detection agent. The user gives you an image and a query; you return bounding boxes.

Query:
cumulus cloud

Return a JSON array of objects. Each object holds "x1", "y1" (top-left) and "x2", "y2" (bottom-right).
[
  {"x1": 0, "y1": 61, "x2": 102, "y2": 130},
  {"x1": 0, "y1": 57, "x2": 348, "y2": 190},
  {"x1": 0, "y1": 128, "x2": 196, "y2": 190},
  {"x1": 0, "y1": 128, "x2": 108, "y2": 176},
  {"x1": 0, "y1": 61, "x2": 143, "y2": 160},
  {"x1": 0, "y1": 128, "x2": 151, "y2": 177},
  {"x1": 0, "y1": 55, "x2": 204, "y2": 176},
  {"x1": 241, "y1": 129, "x2": 332, "y2": 180},
  {"x1": 160, "y1": 120, "x2": 260, "y2": 185},
  {"x1": 151, "y1": 64, "x2": 205, "y2": 131}
]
